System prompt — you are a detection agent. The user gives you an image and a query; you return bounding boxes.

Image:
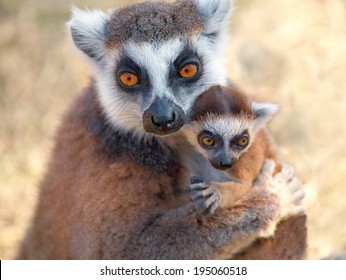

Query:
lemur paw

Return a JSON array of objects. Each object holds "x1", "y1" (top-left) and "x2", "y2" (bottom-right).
[
  {"x1": 268, "y1": 163, "x2": 305, "y2": 219},
  {"x1": 190, "y1": 175, "x2": 205, "y2": 184},
  {"x1": 186, "y1": 181, "x2": 221, "y2": 216},
  {"x1": 253, "y1": 159, "x2": 276, "y2": 188}
]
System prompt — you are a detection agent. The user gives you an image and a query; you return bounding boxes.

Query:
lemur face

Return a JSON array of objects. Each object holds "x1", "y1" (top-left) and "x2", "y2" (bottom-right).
[
  {"x1": 197, "y1": 120, "x2": 252, "y2": 170},
  {"x1": 67, "y1": 0, "x2": 232, "y2": 136},
  {"x1": 184, "y1": 114, "x2": 254, "y2": 170},
  {"x1": 183, "y1": 85, "x2": 279, "y2": 171}
]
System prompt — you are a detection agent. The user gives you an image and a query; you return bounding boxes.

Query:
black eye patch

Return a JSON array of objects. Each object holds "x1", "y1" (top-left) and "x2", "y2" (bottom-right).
[
  {"x1": 168, "y1": 45, "x2": 203, "y2": 87},
  {"x1": 115, "y1": 55, "x2": 150, "y2": 94},
  {"x1": 230, "y1": 130, "x2": 250, "y2": 149}
]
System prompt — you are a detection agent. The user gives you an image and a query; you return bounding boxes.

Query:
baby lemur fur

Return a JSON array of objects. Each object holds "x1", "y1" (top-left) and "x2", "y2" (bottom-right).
[
  {"x1": 180, "y1": 85, "x2": 283, "y2": 207},
  {"x1": 174, "y1": 85, "x2": 307, "y2": 258}
]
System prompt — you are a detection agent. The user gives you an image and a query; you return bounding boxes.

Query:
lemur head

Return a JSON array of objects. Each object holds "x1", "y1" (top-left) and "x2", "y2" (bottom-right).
[
  {"x1": 183, "y1": 86, "x2": 279, "y2": 170},
  {"x1": 67, "y1": 0, "x2": 232, "y2": 136}
]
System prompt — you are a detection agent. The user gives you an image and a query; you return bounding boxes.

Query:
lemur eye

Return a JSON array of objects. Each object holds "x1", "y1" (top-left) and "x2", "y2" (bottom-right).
[
  {"x1": 179, "y1": 64, "x2": 198, "y2": 79},
  {"x1": 201, "y1": 136, "x2": 216, "y2": 147},
  {"x1": 236, "y1": 136, "x2": 249, "y2": 148},
  {"x1": 119, "y1": 72, "x2": 139, "y2": 87}
]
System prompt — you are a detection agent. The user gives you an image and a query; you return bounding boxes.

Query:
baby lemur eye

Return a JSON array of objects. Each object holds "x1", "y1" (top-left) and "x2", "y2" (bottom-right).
[
  {"x1": 236, "y1": 136, "x2": 249, "y2": 148},
  {"x1": 202, "y1": 136, "x2": 216, "y2": 147},
  {"x1": 119, "y1": 72, "x2": 139, "y2": 87},
  {"x1": 179, "y1": 64, "x2": 198, "y2": 79},
  {"x1": 198, "y1": 132, "x2": 217, "y2": 148}
]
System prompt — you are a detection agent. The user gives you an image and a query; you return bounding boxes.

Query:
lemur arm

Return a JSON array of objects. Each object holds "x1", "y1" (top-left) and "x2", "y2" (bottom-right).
[
  {"x1": 124, "y1": 159, "x2": 304, "y2": 259},
  {"x1": 123, "y1": 185, "x2": 280, "y2": 259}
]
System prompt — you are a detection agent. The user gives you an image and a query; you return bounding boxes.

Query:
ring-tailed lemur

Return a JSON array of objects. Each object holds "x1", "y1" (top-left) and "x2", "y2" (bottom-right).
[
  {"x1": 176, "y1": 85, "x2": 305, "y2": 222},
  {"x1": 17, "y1": 0, "x2": 306, "y2": 259}
]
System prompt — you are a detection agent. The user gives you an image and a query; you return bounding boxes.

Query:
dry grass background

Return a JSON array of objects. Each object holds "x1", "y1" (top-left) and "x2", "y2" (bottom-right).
[{"x1": 0, "y1": 0, "x2": 345, "y2": 260}]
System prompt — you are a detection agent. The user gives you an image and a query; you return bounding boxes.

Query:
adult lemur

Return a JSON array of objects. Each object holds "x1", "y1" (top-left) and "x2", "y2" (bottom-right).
[{"x1": 18, "y1": 0, "x2": 306, "y2": 259}]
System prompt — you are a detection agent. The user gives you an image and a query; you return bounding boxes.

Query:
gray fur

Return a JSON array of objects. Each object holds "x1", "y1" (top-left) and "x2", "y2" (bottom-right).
[
  {"x1": 105, "y1": 0, "x2": 204, "y2": 46},
  {"x1": 196, "y1": 0, "x2": 233, "y2": 38},
  {"x1": 252, "y1": 102, "x2": 279, "y2": 128},
  {"x1": 67, "y1": 8, "x2": 108, "y2": 61}
]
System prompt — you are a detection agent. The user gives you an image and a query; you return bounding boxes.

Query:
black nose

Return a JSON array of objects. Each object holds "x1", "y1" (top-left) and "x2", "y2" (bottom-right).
[
  {"x1": 143, "y1": 97, "x2": 185, "y2": 135},
  {"x1": 220, "y1": 160, "x2": 233, "y2": 170},
  {"x1": 210, "y1": 158, "x2": 235, "y2": 171},
  {"x1": 150, "y1": 111, "x2": 177, "y2": 131}
]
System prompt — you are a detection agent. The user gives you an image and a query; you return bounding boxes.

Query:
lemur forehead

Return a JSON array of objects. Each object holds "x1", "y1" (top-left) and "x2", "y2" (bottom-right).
[
  {"x1": 105, "y1": 0, "x2": 204, "y2": 47},
  {"x1": 202, "y1": 113, "x2": 253, "y2": 136},
  {"x1": 191, "y1": 86, "x2": 254, "y2": 121}
]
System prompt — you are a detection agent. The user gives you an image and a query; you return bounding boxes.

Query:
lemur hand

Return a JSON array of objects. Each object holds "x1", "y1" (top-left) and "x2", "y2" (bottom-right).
[
  {"x1": 255, "y1": 159, "x2": 305, "y2": 219},
  {"x1": 187, "y1": 175, "x2": 220, "y2": 217}
]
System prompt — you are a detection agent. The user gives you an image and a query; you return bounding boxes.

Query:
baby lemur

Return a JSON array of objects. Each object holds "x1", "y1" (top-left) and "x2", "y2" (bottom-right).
[{"x1": 178, "y1": 85, "x2": 304, "y2": 220}]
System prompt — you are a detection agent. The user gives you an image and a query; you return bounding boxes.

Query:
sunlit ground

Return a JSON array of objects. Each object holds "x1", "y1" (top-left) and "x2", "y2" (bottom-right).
[{"x1": 0, "y1": 0, "x2": 345, "y2": 259}]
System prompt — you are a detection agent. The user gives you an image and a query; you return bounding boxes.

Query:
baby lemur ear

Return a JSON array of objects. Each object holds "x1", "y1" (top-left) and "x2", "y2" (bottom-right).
[
  {"x1": 252, "y1": 102, "x2": 280, "y2": 128},
  {"x1": 67, "y1": 7, "x2": 108, "y2": 62},
  {"x1": 196, "y1": 0, "x2": 233, "y2": 40}
]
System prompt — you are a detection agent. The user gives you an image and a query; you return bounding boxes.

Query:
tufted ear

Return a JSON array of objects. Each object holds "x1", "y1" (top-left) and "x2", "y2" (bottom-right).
[
  {"x1": 196, "y1": 0, "x2": 233, "y2": 40},
  {"x1": 66, "y1": 7, "x2": 108, "y2": 62},
  {"x1": 252, "y1": 102, "x2": 280, "y2": 129}
]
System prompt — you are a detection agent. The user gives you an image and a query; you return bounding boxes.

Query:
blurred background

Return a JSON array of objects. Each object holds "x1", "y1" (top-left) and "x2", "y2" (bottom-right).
[{"x1": 0, "y1": 0, "x2": 345, "y2": 259}]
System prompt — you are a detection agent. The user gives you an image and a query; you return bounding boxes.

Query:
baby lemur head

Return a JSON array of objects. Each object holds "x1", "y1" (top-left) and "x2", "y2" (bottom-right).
[{"x1": 183, "y1": 85, "x2": 279, "y2": 171}]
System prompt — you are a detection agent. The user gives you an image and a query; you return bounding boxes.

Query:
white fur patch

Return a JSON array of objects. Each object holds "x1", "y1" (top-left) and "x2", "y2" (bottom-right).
[
  {"x1": 96, "y1": 49, "x2": 145, "y2": 136},
  {"x1": 125, "y1": 39, "x2": 184, "y2": 109},
  {"x1": 252, "y1": 102, "x2": 279, "y2": 129},
  {"x1": 204, "y1": 114, "x2": 251, "y2": 137},
  {"x1": 196, "y1": 0, "x2": 233, "y2": 36},
  {"x1": 67, "y1": 8, "x2": 108, "y2": 62}
]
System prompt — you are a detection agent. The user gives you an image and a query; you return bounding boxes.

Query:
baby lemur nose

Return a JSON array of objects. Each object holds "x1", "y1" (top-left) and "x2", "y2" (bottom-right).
[
  {"x1": 219, "y1": 160, "x2": 234, "y2": 170},
  {"x1": 143, "y1": 97, "x2": 185, "y2": 135},
  {"x1": 211, "y1": 158, "x2": 235, "y2": 171}
]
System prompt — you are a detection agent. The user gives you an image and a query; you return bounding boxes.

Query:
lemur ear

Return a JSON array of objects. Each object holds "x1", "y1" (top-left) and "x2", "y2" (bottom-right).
[
  {"x1": 196, "y1": 0, "x2": 233, "y2": 39},
  {"x1": 67, "y1": 7, "x2": 108, "y2": 62},
  {"x1": 252, "y1": 102, "x2": 279, "y2": 128}
]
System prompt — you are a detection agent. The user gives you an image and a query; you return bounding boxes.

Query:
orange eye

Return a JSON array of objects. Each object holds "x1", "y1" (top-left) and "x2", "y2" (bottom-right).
[
  {"x1": 237, "y1": 136, "x2": 249, "y2": 147},
  {"x1": 179, "y1": 64, "x2": 198, "y2": 79},
  {"x1": 201, "y1": 136, "x2": 216, "y2": 147},
  {"x1": 119, "y1": 72, "x2": 139, "y2": 87}
]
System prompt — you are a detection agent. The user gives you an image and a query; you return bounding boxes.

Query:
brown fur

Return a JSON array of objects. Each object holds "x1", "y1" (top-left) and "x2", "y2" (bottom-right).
[
  {"x1": 17, "y1": 83, "x2": 286, "y2": 259},
  {"x1": 192, "y1": 85, "x2": 253, "y2": 121},
  {"x1": 186, "y1": 85, "x2": 307, "y2": 259},
  {"x1": 213, "y1": 129, "x2": 307, "y2": 260},
  {"x1": 230, "y1": 130, "x2": 308, "y2": 259},
  {"x1": 233, "y1": 216, "x2": 307, "y2": 260},
  {"x1": 215, "y1": 129, "x2": 282, "y2": 207},
  {"x1": 105, "y1": 0, "x2": 204, "y2": 47}
]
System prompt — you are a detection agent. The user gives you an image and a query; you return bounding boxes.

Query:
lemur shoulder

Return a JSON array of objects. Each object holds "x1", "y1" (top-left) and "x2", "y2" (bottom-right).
[{"x1": 17, "y1": 0, "x2": 306, "y2": 259}]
